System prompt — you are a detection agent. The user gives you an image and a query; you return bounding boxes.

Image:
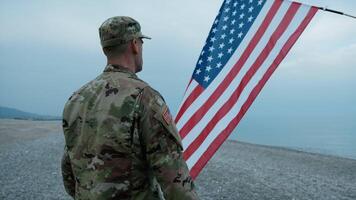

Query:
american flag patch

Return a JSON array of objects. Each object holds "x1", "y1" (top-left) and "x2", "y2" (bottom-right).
[{"x1": 162, "y1": 106, "x2": 172, "y2": 125}]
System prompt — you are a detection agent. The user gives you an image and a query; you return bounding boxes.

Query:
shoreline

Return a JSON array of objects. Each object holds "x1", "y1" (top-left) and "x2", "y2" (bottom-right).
[
  {"x1": 1, "y1": 118, "x2": 355, "y2": 161},
  {"x1": 229, "y1": 139, "x2": 356, "y2": 162}
]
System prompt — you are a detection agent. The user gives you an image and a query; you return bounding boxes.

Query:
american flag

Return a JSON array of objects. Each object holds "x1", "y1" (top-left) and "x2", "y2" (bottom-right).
[{"x1": 175, "y1": 0, "x2": 318, "y2": 179}]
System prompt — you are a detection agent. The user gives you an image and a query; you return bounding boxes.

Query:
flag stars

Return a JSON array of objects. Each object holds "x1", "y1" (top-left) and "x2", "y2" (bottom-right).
[
  {"x1": 195, "y1": 68, "x2": 201, "y2": 75},
  {"x1": 195, "y1": 0, "x2": 269, "y2": 94},
  {"x1": 239, "y1": 22, "x2": 245, "y2": 28},
  {"x1": 228, "y1": 48, "x2": 233, "y2": 54},
  {"x1": 198, "y1": 59, "x2": 203, "y2": 65},
  {"x1": 221, "y1": 34, "x2": 227, "y2": 39},
  {"x1": 207, "y1": 56, "x2": 213, "y2": 62},
  {"x1": 204, "y1": 76, "x2": 211, "y2": 82},
  {"x1": 194, "y1": 0, "x2": 267, "y2": 87},
  {"x1": 218, "y1": 52, "x2": 224, "y2": 58}
]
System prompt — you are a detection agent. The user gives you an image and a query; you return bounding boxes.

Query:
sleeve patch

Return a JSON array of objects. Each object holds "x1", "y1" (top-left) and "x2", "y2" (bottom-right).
[
  {"x1": 155, "y1": 96, "x2": 164, "y2": 107},
  {"x1": 162, "y1": 106, "x2": 172, "y2": 125}
]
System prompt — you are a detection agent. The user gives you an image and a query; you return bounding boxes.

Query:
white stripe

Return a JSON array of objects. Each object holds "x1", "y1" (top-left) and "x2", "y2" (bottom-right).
[
  {"x1": 182, "y1": 0, "x2": 291, "y2": 149},
  {"x1": 186, "y1": 5, "x2": 312, "y2": 169},
  {"x1": 175, "y1": 80, "x2": 199, "y2": 117},
  {"x1": 176, "y1": 0, "x2": 274, "y2": 128}
]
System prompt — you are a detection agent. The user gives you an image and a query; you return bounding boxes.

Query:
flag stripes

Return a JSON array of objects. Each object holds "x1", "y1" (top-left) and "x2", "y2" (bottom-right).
[{"x1": 175, "y1": 0, "x2": 318, "y2": 179}]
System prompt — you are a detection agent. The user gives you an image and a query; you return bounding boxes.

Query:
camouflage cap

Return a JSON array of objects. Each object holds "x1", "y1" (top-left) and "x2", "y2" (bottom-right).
[{"x1": 99, "y1": 16, "x2": 151, "y2": 47}]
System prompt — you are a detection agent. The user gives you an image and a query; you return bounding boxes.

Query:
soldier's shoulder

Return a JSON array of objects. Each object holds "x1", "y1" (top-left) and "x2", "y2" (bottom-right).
[
  {"x1": 139, "y1": 86, "x2": 181, "y2": 148},
  {"x1": 139, "y1": 86, "x2": 174, "y2": 124},
  {"x1": 108, "y1": 71, "x2": 150, "y2": 92},
  {"x1": 130, "y1": 76, "x2": 151, "y2": 90},
  {"x1": 139, "y1": 86, "x2": 165, "y2": 105}
]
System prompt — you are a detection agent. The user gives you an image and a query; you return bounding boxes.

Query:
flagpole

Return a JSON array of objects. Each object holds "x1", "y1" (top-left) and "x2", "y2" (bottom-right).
[
  {"x1": 317, "y1": 7, "x2": 356, "y2": 19},
  {"x1": 285, "y1": 0, "x2": 356, "y2": 19}
]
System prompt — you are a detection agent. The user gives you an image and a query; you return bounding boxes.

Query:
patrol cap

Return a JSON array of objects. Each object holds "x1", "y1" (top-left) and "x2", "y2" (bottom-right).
[{"x1": 99, "y1": 16, "x2": 151, "y2": 47}]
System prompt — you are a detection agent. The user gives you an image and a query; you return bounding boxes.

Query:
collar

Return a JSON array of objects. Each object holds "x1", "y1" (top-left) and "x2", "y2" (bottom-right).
[{"x1": 103, "y1": 64, "x2": 138, "y2": 78}]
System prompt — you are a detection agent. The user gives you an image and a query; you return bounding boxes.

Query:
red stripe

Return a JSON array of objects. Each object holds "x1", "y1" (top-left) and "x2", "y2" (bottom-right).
[
  {"x1": 183, "y1": 2, "x2": 301, "y2": 161},
  {"x1": 189, "y1": 7, "x2": 318, "y2": 179},
  {"x1": 175, "y1": 84, "x2": 204, "y2": 124},
  {"x1": 179, "y1": 0, "x2": 283, "y2": 139},
  {"x1": 185, "y1": 78, "x2": 193, "y2": 93}
]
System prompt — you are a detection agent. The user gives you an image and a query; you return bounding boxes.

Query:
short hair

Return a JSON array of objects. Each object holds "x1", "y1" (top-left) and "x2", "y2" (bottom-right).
[{"x1": 103, "y1": 43, "x2": 129, "y2": 58}]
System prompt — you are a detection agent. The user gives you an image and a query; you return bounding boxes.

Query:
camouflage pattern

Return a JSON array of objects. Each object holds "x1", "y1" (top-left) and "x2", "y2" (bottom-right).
[
  {"x1": 61, "y1": 64, "x2": 199, "y2": 200},
  {"x1": 99, "y1": 16, "x2": 151, "y2": 47}
]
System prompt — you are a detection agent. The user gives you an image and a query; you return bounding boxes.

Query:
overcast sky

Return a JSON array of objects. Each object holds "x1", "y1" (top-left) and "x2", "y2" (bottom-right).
[{"x1": 0, "y1": 0, "x2": 355, "y2": 119}]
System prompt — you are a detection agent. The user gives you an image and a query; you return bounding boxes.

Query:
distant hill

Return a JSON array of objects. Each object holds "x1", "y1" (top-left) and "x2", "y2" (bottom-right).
[{"x1": 0, "y1": 106, "x2": 61, "y2": 120}]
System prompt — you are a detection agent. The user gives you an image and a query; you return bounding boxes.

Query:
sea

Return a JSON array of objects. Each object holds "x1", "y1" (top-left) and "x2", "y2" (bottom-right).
[{"x1": 230, "y1": 114, "x2": 356, "y2": 160}]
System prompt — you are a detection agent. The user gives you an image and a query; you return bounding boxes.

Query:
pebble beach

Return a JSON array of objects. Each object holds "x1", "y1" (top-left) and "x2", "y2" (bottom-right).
[{"x1": 0, "y1": 119, "x2": 355, "y2": 200}]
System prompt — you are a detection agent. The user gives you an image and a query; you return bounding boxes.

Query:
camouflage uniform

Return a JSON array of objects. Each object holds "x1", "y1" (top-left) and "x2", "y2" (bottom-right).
[{"x1": 61, "y1": 16, "x2": 199, "y2": 200}]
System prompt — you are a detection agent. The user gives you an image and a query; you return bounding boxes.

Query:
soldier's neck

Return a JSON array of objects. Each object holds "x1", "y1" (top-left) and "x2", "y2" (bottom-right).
[{"x1": 107, "y1": 56, "x2": 136, "y2": 73}]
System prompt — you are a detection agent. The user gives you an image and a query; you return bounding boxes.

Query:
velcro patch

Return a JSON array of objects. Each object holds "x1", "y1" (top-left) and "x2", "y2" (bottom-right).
[
  {"x1": 155, "y1": 96, "x2": 164, "y2": 107},
  {"x1": 162, "y1": 106, "x2": 172, "y2": 125}
]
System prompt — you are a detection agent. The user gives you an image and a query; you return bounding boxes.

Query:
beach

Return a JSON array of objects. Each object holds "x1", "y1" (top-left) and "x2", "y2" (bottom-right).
[{"x1": 0, "y1": 119, "x2": 355, "y2": 200}]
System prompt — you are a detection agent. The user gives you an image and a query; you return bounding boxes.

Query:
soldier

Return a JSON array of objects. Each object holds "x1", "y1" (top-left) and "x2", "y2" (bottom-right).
[{"x1": 61, "y1": 16, "x2": 199, "y2": 200}]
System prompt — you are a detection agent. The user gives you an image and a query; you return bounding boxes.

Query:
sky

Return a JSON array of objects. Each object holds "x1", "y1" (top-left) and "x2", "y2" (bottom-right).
[{"x1": 0, "y1": 0, "x2": 355, "y2": 120}]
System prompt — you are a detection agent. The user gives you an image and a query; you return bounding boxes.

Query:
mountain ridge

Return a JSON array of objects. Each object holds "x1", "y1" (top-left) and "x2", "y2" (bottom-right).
[{"x1": 0, "y1": 106, "x2": 61, "y2": 120}]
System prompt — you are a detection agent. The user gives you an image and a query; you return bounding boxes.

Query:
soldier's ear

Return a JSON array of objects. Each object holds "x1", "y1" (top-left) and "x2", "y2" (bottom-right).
[{"x1": 131, "y1": 39, "x2": 140, "y2": 55}]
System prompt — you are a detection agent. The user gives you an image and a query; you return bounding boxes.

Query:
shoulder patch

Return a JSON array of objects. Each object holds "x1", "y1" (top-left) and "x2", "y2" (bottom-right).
[
  {"x1": 155, "y1": 96, "x2": 164, "y2": 107},
  {"x1": 162, "y1": 105, "x2": 172, "y2": 125}
]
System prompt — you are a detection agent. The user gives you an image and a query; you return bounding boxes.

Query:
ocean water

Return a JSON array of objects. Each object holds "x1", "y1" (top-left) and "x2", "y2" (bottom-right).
[{"x1": 230, "y1": 114, "x2": 356, "y2": 160}]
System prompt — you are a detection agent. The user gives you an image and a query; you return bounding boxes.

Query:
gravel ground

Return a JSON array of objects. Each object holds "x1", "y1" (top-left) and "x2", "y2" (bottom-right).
[
  {"x1": 0, "y1": 119, "x2": 355, "y2": 200},
  {"x1": 0, "y1": 120, "x2": 70, "y2": 200},
  {"x1": 196, "y1": 141, "x2": 356, "y2": 200}
]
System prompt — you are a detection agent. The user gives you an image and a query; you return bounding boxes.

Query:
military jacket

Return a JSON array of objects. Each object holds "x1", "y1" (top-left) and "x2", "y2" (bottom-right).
[{"x1": 61, "y1": 64, "x2": 199, "y2": 200}]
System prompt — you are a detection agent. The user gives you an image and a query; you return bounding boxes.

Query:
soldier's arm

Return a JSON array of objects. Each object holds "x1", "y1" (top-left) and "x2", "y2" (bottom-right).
[
  {"x1": 61, "y1": 146, "x2": 75, "y2": 198},
  {"x1": 138, "y1": 87, "x2": 199, "y2": 200}
]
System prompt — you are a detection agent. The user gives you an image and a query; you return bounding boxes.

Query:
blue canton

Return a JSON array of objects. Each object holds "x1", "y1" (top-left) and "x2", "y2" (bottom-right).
[{"x1": 192, "y1": 0, "x2": 267, "y2": 88}]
